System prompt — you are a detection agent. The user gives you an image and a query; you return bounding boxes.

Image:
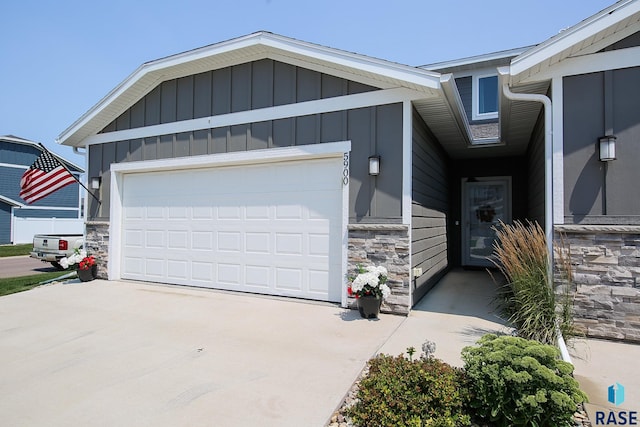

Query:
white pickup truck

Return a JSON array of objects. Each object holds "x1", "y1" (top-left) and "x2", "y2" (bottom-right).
[{"x1": 30, "y1": 234, "x2": 84, "y2": 270}]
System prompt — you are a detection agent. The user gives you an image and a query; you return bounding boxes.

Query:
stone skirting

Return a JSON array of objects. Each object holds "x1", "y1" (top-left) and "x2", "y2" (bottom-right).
[
  {"x1": 82, "y1": 221, "x2": 411, "y2": 315},
  {"x1": 555, "y1": 225, "x2": 640, "y2": 343},
  {"x1": 85, "y1": 221, "x2": 110, "y2": 279},
  {"x1": 347, "y1": 224, "x2": 411, "y2": 315}
]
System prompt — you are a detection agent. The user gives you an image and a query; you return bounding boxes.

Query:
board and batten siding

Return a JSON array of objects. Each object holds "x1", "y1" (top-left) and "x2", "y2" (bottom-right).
[
  {"x1": 526, "y1": 112, "x2": 545, "y2": 226},
  {"x1": 411, "y1": 110, "x2": 449, "y2": 303},
  {"x1": 563, "y1": 66, "x2": 640, "y2": 224},
  {"x1": 87, "y1": 59, "x2": 403, "y2": 222}
]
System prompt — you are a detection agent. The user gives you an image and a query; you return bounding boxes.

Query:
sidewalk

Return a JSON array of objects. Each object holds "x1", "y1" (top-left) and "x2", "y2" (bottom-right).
[
  {"x1": 379, "y1": 268, "x2": 640, "y2": 417},
  {"x1": 377, "y1": 269, "x2": 511, "y2": 365},
  {"x1": 570, "y1": 338, "x2": 640, "y2": 414}
]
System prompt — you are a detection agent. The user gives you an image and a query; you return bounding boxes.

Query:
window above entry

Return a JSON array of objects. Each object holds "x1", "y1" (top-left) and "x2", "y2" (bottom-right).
[{"x1": 473, "y1": 73, "x2": 498, "y2": 120}]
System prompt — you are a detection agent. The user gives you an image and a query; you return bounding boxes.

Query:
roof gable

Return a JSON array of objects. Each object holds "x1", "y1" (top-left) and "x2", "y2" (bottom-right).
[
  {"x1": 510, "y1": 0, "x2": 640, "y2": 84},
  {"x1": 58, "y1": 31, "x2": 441, "y2": 147},
  {"x1": 0, "y1": 135, "x2": 84, "y2": 172}
]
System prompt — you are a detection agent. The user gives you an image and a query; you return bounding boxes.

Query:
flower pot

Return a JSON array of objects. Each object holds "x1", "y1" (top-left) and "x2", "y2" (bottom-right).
[
  {"x1": 357, "y1": 295, "x2": 382, "y2": 319},
  {"x1": 77, "y1": 265, "x2": 97, "y2": 282}
]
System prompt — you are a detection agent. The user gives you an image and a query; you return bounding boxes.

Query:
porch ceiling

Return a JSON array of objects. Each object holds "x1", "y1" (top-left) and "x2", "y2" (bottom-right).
[{"x1": 413, "y1": 80, "x2": 549, "y2": 161}]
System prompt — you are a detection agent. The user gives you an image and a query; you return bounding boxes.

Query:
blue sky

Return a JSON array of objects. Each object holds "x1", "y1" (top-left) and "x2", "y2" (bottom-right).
[{"x1": 0, "y1": 0, "x2": 614, "y2": 166}]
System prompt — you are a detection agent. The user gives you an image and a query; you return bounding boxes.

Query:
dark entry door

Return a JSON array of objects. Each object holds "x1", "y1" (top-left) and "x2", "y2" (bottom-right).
[{"x1": 462, "y1": 178, "x2": 511, "y2": 267}]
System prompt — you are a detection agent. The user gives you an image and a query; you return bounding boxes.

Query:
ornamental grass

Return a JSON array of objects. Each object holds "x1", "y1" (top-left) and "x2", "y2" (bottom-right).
[{"x1": 492, "y1": 220, "x2": 575, "y2": 345}]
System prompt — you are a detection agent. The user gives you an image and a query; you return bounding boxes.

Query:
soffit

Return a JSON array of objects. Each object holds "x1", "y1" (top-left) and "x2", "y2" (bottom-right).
[{"x1": 512, "y1": 0, "x2": 640, "y2": 84}]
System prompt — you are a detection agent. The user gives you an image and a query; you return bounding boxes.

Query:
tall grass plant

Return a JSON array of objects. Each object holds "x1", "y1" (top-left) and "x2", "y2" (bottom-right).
[{"x1": 492, "y1": 220, "x2": 575, "y2": 345}]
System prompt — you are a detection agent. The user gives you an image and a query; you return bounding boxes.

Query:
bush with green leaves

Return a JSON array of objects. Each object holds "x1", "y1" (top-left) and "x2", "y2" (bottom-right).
[
  {"x1": 461, "y1": 334, "x2": 587, "y2": 427},
  {"x1": 346, "y1": 353, "x2": 471, "y2": 427}
]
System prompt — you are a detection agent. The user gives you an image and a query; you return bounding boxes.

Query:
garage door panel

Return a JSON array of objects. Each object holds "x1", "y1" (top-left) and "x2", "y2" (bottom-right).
[
  {"x1": 245, "y1": 265, "x2": 271, "y2": 288},
  {"x1": 121, "y1": 157, "x2": 343, "y2": 302}
]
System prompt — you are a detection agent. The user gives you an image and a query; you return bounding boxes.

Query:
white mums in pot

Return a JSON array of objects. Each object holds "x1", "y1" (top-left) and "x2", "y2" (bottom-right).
[
  {"x1": 348, "y1": 264, "x2": 391, "y2": 300},
  {"x1": 59, "y1": 249, "x2": 88, "y2": 270}
]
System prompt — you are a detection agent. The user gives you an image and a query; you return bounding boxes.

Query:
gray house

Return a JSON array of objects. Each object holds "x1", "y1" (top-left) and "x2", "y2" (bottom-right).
[
  {"x1": 58, "y1": 0, "x2": 640, "y2": 340},
  {"x1": 0, "y1": 135, "x2": 84, "y2": 244}
]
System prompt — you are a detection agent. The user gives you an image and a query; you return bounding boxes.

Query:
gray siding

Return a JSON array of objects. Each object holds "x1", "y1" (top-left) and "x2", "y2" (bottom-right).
[
  {"x1": 0, "y1": 166, "x2": 81, "y2": 210},
  {"x1": 454, "y1": 76, "x2": 496, "y2": 126},
  {"x1": 101, "y1": 59, "x2": 375, "y2": 133},
  {"x1": 527, "y1": 111, "x2": 545, "y2": 226},
  {"x1": 0, "y1": 202, "x2": 10, "y2": 244},
  {"x1": 563, "y1": 66, "x2": 640, "y2": 224},
  {"x1": 411, "y1": 110, "x2": 449, "y2": 303},
  {"x1": 0, "y1": 141, "x2": 83, "y2": 172},
  {"x1": 88, "y1": 103, "x2": 404, "y2": 222},
  {"x1": 0, "y1": 141, "x2": 40, "y2": 167}
]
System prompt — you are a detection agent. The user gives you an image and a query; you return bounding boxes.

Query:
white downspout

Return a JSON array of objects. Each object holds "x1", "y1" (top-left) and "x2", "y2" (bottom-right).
[{"x1": 501, "y1": 80, "x2": 572, "y2": 365}]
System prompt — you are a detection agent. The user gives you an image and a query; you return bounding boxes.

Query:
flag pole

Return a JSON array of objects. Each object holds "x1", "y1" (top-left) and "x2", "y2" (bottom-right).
[{"x1": 38, "y1": 143, "x2": 101, "y2": 206}]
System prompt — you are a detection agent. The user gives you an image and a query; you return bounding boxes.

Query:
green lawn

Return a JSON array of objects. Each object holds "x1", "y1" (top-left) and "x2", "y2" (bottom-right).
[
  {"x1": 0, "y1": 271, "x2": 75, "y2": 297},
  {"x1": 0, "y1": 244, "x2": 33, "y2": 258}
]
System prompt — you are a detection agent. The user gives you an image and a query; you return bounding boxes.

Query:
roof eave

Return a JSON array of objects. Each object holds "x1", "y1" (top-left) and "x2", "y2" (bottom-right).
[
  {"x1": 511, "y1": 0, "x2": 640, "y2": 79},
  {"x1": 57, "y1": 32, "x2": 441, "y2": 148}
]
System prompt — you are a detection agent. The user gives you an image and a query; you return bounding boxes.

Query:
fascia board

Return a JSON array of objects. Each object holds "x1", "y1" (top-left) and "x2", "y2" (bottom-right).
[
  {"x1": 258, "y1": 34, "x2": 441, "y2": 89},
  {"x1": 0, "y1": 195, "x2": 23, "y2": 207},
  {"x1": 511, "y1": 0, "x2": 640, "y2": 77},
  {"x1": 518, "y1": 45, "x2": 640, "y2": 83},
  {"x1": 497, "y1": 67, "x2": 512, "y2": 144},
  {"x1": 439, "y1": 74, "x2": 472, "y2": 146},
  {"x1": 422, "y1": 46, "x2": 531, "y2": 71},
  {"x1": 58, "y1": 32, "x2": 441, "y2": 148}
]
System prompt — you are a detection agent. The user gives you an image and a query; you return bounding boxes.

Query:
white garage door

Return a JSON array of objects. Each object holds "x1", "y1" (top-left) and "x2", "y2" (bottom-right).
[{"x1": 120, "y1": 157, "x2": 344, "y2": 302}]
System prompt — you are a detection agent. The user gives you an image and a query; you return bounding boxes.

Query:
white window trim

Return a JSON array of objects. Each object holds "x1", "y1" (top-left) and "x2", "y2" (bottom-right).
[{"x1": 472, "y1": 72, "x2": 499, "y2": 121}]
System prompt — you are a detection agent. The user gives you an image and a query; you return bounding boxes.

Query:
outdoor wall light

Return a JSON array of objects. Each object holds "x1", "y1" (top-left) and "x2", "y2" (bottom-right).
[
  {"x1": 90, "y1": 177, "x2": 101, "y2": 190},
  {"x1": 368, "y1": 155, "x2": 381, "y2": 176},
  {"x1": 599, "y1": 135, "x2": 617, "y2": 162}
]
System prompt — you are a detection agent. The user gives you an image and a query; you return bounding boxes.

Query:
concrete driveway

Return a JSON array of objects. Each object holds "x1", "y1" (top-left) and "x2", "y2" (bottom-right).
[{"x1": 0, "y1": 280, "x2": 404, "y2": 427}]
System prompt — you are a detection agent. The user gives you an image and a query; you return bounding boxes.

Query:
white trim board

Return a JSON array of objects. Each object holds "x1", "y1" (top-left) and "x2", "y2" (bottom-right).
[
  {"x1": 86, "y1": 87, "x2": 431, "y2": 146},
  {"x1": 518, "y1": 46, "x2": 640, "y2": 83},
  {"x1": 551, "y1": 77, "x2": 564, "y2": 224},
  {"x1": 109, "y1": 140, "x2": 352, "y2": 309}
]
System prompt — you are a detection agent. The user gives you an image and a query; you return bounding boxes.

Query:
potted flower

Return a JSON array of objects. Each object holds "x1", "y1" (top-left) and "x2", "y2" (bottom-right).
[
  {"x1": 348, "y1": 264, "x2": 391, "y2": 319},
  {"x1": 60, "y1": 249, "x2": 98, "y2": 282}
]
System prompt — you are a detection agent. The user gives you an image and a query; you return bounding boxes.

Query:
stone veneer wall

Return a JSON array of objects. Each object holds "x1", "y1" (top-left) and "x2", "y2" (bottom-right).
[
  {"x1": 85, "y1": 221, "x2": 110, "y2": 279},
  {"x1": 83, "y1": 220, "x2": 412, "y2": 314},
  {"x1": 555, "y1": 225, "x2": 640, "y2": 343},
  {"x1": 347, "y1": 224, "x2": 411, "y2": 315}
]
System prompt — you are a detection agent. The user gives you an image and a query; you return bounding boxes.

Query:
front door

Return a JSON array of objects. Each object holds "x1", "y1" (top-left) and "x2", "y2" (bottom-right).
[{"x1": 462, "y1": 177, "x2": 511, "y2": 267}]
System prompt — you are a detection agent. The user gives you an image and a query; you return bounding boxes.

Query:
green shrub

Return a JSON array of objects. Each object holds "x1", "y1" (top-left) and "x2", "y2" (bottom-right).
[
  {"x1": 461, "y1": 334, "x2": 587, "y2": 427},
  {"x1": 492, "y1": 220, "x2": 575, "y2": 345},
  {"x1": 346, "y1": 354, "x2": 471, "y2": 427}
]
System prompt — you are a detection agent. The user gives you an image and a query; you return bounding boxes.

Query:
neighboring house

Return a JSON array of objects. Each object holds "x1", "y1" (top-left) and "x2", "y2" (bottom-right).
[
  {"x1": 0, "y1": 135, "x2": 84, "y2": 244},
  {"x1": 58, "y1": 1, "x2": 640, "y2": 341}
]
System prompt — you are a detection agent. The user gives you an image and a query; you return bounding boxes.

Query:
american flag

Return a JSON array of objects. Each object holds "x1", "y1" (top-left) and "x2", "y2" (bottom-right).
[{"x1": 19, "y1": 149, "x2": 76, "y2": 204}]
